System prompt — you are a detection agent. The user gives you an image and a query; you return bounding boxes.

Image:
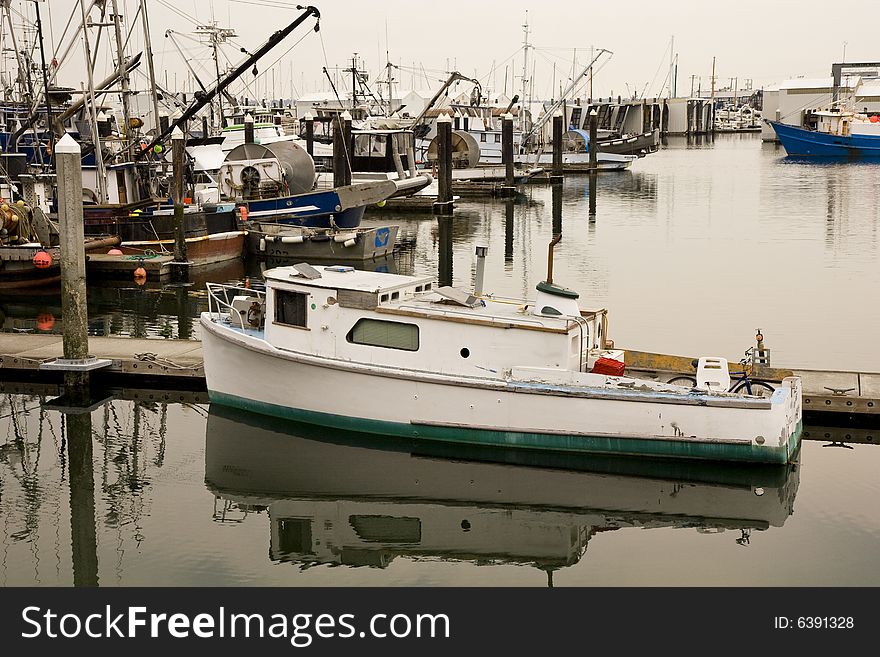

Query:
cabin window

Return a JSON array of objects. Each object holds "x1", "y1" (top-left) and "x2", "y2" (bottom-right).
[
  {"x1": 480, "y1": 133, "x2": 487, "y2": 142},
  {"x1": 277, "y1": 518, "x2": 313, "y2": 554},
  {"x1": 347, "y1": 319, "x2": 419, "y2": 351},
  {"x1": 275, "y1": 290, "x2": 308, "y2": 328}
]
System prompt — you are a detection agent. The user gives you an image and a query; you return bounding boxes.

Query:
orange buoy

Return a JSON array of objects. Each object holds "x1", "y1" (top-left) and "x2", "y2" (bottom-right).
[
  {"x1": 108, "y1": 248, "x2": 123, "y2": 256},
  {"x1": 134, "y1": 266, "x2": 147, "y2": 280},
  {"x1": 871, "y1": 115, "x2": 880, "y2": 123},
  {"x1": 36, "y1": 313, "x2": 56, "y2": 331},
  {"x1": 32, "y1": 250, "x2": 53, "y2": 269},
  {"x1": 244, "y1": 277, "x2": 251, "y2": 289}
]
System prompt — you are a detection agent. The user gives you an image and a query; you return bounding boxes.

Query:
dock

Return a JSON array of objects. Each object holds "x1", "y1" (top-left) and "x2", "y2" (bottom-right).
[
  {"x1": 0, "y1": 333, "x2": 203, "y2": 385},
  {"x1": 2, "y1": 333, "x2": 879, "y2": 421},
  {"x1": 86, "y1": 253, "x2": 174, "y2": 279}
]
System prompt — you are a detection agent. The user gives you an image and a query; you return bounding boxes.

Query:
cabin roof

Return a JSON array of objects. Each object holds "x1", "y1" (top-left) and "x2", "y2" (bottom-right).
[{"x1": 266, "y1": 265, "x2": 433, "y2": 293}]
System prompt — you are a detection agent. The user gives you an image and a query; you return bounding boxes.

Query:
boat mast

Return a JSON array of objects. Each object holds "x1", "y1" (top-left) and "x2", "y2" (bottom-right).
[
  {"x1": 711, "y1": 56, "x2": 716, "y2": 110},
  {"x1": 33, "y1": 0, "x2": 55, "y2": 163},
  {"x1": 2, "y1": 3, "x2": 33, "y2": 106},
  {"x1": 520, "y1": 11, "x2": 529, "y2": 133},
  {"x1": 668, "y1": 35, "x2": 674, "y2": 98},
  {"x1": 109, "y1": 0, "x2": 132, "y2": 160},
  {"x1": 140, "y1": 5, "x2": 320, "y2": 155},
  {"x1": 350, "y1": 53, "x2": 357, "y2": 111},
  {"x1": 79, "y1": 0, "x2": 108, "y2": 202},
  {"x1": 139, "y1": 0, "x2": 162, "y2": 138}
]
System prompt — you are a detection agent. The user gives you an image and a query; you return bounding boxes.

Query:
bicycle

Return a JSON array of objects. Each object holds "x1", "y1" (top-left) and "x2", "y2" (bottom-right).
[{"x1": 667, "y1": 347, "x2": 775, "y2": 398}]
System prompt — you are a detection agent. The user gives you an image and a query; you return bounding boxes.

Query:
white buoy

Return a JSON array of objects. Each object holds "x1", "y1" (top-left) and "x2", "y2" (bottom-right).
[
  {"x1": 343, "y1": 238, "x2": 357, "y2": 248},
  {"x1": 259, "y1": 238, "x2": 266, "y2": 252}
]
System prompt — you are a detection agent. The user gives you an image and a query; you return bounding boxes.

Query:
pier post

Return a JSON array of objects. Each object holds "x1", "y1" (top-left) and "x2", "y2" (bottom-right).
[
  {"x1": 171, "y1": 127, "x2": 189, "y2": 281},
  {"x1": 55, "y1": 134, "x2": 90, "y2": 395},
  {"x1": 552, "y1": 180, "x2": 563, "y2": 237},
  {"x1": 433, "y1": 113, "x2": 454, "y2": 215},
  {"x1": 500, "y1": 112, "x2": 516, "y2": 198},
  {"x1": 438, "y1": 215, "x2": 453, "y2": 286},
  {"x1": 304, "y1": 112, "x2": 314, "y2": 156},
  {"x1": 67, "y1": 411, "x2": 98, "y2": 587},
  {"x1": 551, "y1": 111, "x2": 564, "y2": 184},
  {"x1": 504, "y1": 199, "x2": 514, "y2": 264},
  {"x1": 244, "y1": 112, "x2": 255, "y2": 144},
  {"x1": 202, "y1": 115, "x2": 209, "y2": 138},
  {"x1": 589, "y1": 108, "x2": 598, "y2": 171},
  {"x1": 333, "y1": 111, "x2": 352, "y2": 188},
  {"x1": 589, "y1": 171, "x2": 598, "y2": 220}
]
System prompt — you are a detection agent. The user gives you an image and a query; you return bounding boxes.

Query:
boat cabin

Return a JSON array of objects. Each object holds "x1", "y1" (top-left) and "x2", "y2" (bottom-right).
[{"x1": 245, "y1": 265, "x2": 611, "y2": 379}]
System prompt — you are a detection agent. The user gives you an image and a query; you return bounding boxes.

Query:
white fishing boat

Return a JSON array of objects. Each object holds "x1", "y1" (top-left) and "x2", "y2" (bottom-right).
[{"x1": 201, "y1": 247, "x2": 803, "y2": 464}]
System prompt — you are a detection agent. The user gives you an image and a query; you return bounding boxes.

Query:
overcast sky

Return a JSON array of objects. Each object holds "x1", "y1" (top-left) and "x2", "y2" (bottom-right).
[{"x1": 26, "y1": 0, "x2": 879, "y2": 102}]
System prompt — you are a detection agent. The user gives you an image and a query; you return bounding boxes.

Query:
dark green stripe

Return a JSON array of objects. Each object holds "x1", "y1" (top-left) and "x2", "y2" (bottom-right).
[{"x1": 209, "y1": 392, "x2": 801, "y2": 464}]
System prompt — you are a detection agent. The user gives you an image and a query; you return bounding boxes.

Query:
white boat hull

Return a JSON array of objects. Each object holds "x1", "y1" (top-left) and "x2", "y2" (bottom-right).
[{"x1": 201, "y1": 316, "x2": 803, "y2": 464}]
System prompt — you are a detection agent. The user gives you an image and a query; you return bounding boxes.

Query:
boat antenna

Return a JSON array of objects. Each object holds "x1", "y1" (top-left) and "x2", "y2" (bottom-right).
[{"x1": 546, "y1": 234, "x2": 562, "y2": 285}]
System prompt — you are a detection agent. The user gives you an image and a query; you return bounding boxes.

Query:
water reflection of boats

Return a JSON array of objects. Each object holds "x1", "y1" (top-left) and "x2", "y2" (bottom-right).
[{"x1": 205, "y1": 406, "x2": 800, "y2": 573}]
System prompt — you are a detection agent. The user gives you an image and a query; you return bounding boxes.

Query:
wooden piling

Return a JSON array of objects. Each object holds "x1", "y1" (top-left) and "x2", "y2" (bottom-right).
[
  {"x1": 551, "y1": 111, "x2": 564, "y2": 184},
  {"x1": 171, "y1": 127, "x2": 189, "y2": 280},
  {"x1": 55, "y1": 134, "x2": 90, "y2": 393},
  {"x1": 433, "y1": 113, "x2": 454, "y2": 215},
  {"x1": 504, "y1": 199, "x2": 514, "y2": 264},
  {"x1": 552, "y1": 180, "x2": 562, "y2": 236},
  {"x1": 244, "y1": 112, "x2": 255, "y2": 144},
  {"x1": 304, "y1": 112, "x2": 314, "y2": 156},
  {"x1": 501, "y1": 112, "x2": 516, "y2": 198},
  {"x1": 333, "y1": 111, "x2": 352, "y2": 188},
  {"x1": 67, "y1": 411, "x2": 98, "y2": 587},
  {"x1": 437, "y1": 215, "x2": 453, "y2": 286},
  {"x1": 589, "y1": 108, "x2": 598, "y2": 171}
]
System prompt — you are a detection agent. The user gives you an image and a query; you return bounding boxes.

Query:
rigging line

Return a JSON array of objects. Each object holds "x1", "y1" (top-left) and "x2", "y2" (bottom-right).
[
  {"x1": 121, "y1": 2, "x2": 143, "y2": 57},
  {"x1": 238, "y1": 29, "x2": 313, "y2": 89},
  {"x1": 153, "y1": 0, "x2": 199, "y2": 27},
  {"x1": 229, "y1": 0, "x2": 301, "y2": 8}
]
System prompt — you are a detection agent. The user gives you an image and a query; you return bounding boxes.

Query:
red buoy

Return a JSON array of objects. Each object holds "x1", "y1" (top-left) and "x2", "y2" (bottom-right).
[
  {"x1": 32, "y1": 251, "x2": 53, "y2": 269},
  {"x1": 36, "y1": 313, "x2": 56, "y2": 331},
  {"x1": 108, "y1": 248, "x2": 123, "y2": 256}
]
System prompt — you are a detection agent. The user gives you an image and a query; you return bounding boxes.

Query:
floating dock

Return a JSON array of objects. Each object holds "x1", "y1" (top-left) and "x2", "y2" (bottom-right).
[
  {"x1": 0, "y1": 334, "x2": 203, "y2": 384},
  {"x1": 86, "y1": 253, "x2": 174, "y2": 279},
  {"x1": 1, "y1": 333, "x2": 879, "y2": 421}
]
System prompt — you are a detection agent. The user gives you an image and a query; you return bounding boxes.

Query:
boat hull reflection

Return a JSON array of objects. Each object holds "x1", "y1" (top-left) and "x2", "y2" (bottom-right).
[{"x1": 205, "y1": 406, "x2": 800, "y2": 571}]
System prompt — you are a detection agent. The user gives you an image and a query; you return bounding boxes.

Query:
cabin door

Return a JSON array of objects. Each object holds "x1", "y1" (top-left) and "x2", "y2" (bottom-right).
[{"x1": 116, "y1": 170, "x2": 128, "y2": 205}]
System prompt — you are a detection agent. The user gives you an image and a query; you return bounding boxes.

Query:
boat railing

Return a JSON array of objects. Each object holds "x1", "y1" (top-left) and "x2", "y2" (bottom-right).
[{"x1": 206, "y1": 283, "x2": 266, "y2": 331}]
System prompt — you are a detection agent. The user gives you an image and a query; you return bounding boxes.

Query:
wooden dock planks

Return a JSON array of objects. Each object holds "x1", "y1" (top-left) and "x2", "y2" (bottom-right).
[{"x1": 0, "y1": 333, "x2": 203, "y2": 381}]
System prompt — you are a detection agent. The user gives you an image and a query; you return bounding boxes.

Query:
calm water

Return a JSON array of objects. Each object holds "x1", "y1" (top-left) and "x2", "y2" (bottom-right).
[{"x1": 1, "y1": 134, "x2": 879, "y2": 586}]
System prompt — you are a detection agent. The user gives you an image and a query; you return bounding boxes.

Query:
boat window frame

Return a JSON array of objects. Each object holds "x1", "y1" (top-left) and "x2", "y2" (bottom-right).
[
  {"x1": 273, "y1": 289, "x2": 310, "y2": 330},
  {"x1": 346, "y1": 318, "x2": 420, "y2": 352}
]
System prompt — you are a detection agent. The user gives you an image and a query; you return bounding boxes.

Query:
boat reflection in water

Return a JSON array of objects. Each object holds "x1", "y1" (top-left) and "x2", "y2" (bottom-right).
[{"x1": 205, "y1": 406, "x2": 800, "y2": 577}]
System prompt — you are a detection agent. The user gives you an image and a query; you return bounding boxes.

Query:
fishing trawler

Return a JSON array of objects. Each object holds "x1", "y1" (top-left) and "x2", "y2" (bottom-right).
[
  {"x1": 201, "y1": 241, "x2": 803, "y2": 464},
  {"x1": 768, "y1": 109, "x2": 880, "y2": 157}
]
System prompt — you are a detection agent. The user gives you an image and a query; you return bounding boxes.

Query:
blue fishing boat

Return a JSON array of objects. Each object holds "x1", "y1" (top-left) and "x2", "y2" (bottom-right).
[
  {"x1": 768, "y1": 111, "x2": 880, "y2": 157},
  {"x1": 241, "y1": 180, "x2": 397, "y2": 228}
]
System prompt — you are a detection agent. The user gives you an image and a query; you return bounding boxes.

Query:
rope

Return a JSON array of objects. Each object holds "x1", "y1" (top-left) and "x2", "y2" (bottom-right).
[{"x1": 133, "y1": 353, "x2": 202, "y2": 371}]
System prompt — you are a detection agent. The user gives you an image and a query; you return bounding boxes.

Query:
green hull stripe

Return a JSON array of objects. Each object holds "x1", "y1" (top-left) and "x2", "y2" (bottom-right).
[{"x1": 209, "y1": 392, "x2": 802, "y2": 464}]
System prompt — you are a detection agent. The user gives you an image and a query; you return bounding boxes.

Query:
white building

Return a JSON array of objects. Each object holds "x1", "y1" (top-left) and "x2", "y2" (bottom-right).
[{"x1": 761, "y1": 76, "x2": 863, "y2": 142}]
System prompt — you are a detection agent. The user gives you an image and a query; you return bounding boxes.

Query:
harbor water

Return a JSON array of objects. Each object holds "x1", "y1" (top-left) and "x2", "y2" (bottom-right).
[{"x1": 2, "y1": 135, "x2": 879, "y2": 586}]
